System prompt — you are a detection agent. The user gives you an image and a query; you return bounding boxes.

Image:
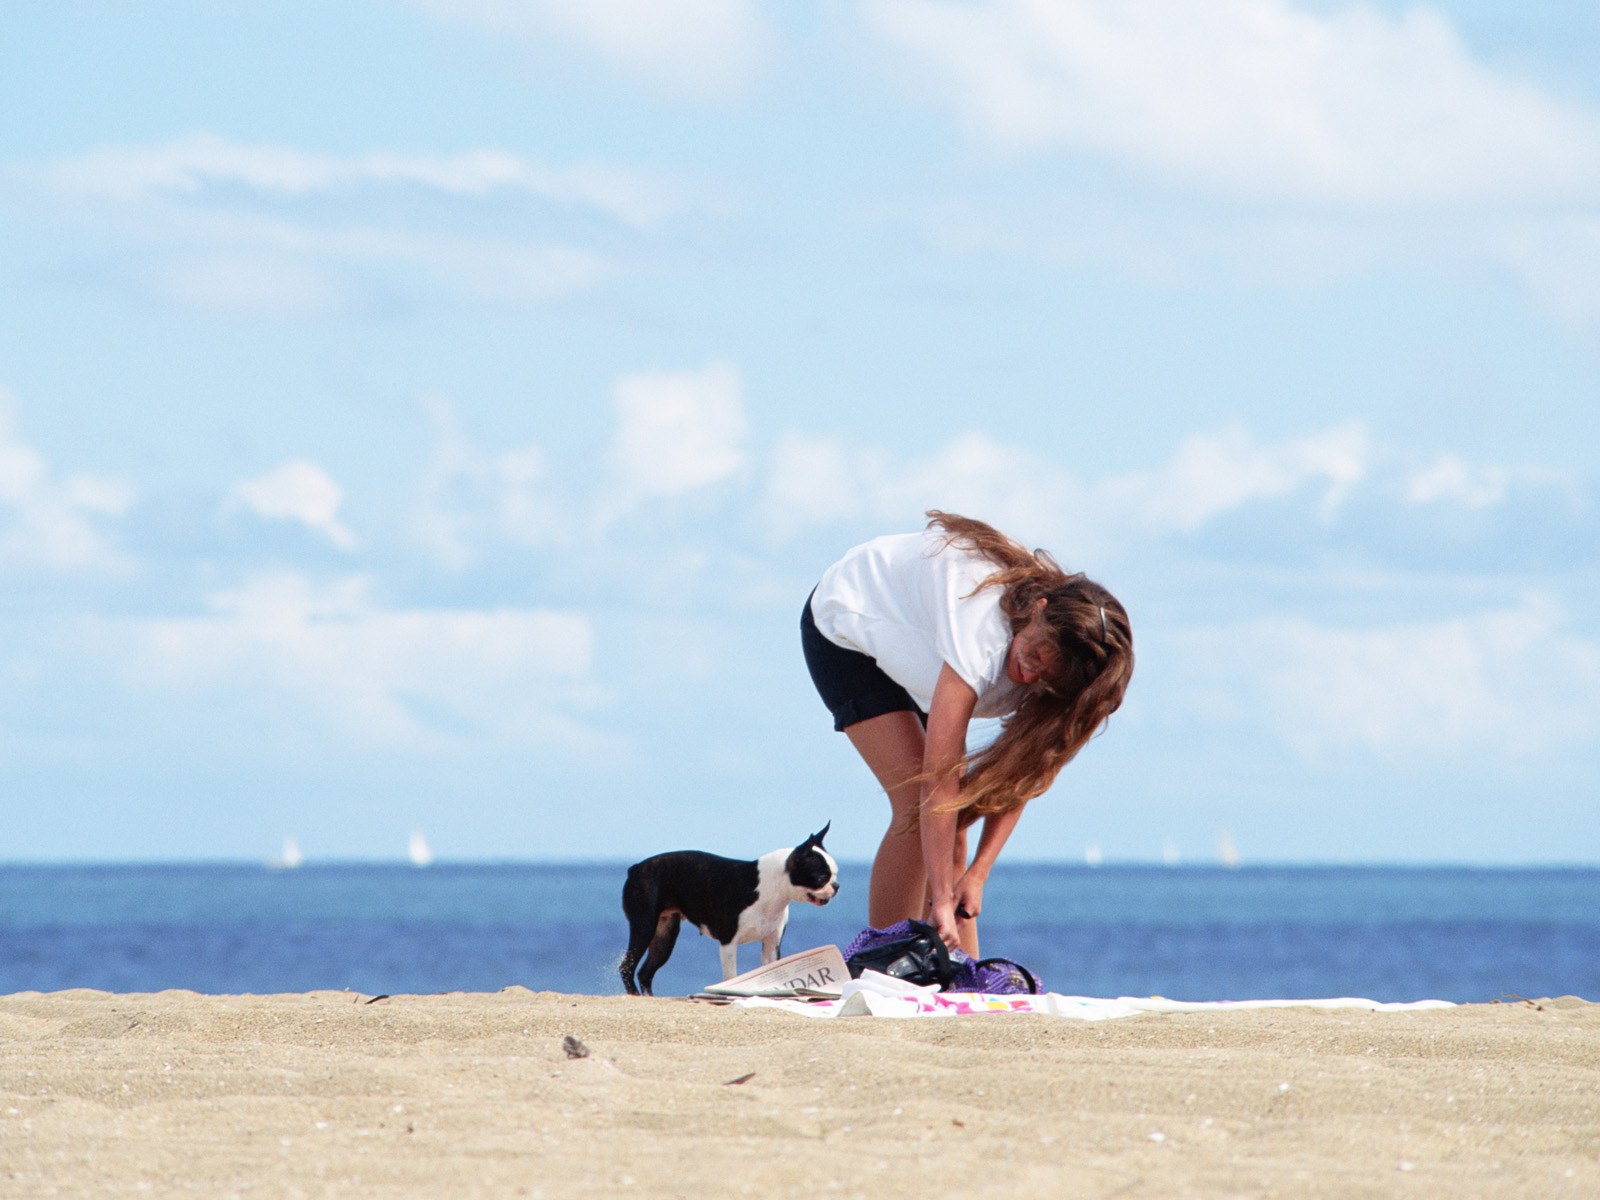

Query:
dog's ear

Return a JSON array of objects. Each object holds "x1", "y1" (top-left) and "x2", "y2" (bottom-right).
[{"x1": 807, "y1": 820, "x2": 831, "y2": 848}]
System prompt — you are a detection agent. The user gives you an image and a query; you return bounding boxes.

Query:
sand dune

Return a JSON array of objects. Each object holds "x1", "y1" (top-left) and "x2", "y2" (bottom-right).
[{"x1": 2, "y1": 988, "x2": 1596, "y2": 1197}]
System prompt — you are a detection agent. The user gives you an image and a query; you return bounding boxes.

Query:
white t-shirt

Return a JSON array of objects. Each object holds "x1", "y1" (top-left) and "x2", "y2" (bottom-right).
[{"x1": 809, "y1": 530, "x2": 1024, "y2": 719}]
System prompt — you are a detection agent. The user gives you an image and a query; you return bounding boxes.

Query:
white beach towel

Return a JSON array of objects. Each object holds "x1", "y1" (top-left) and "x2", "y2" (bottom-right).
[{"x1": 730, "y1": 970, "x2": 1456, "y2": 1020}]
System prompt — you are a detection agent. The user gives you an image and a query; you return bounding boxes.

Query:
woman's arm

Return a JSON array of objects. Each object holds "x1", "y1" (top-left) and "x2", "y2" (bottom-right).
[
  {"x1": 920, "y1": 663, "x2": 978, "y2": 950},
  {"x1": 952, "y1": 806, "x2": 1023, "y2": 922}
]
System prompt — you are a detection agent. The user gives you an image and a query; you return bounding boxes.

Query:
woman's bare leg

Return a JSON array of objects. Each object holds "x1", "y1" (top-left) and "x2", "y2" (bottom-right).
[{"x1": 845, "y1": 710, "x2": 928, "y2": 927}]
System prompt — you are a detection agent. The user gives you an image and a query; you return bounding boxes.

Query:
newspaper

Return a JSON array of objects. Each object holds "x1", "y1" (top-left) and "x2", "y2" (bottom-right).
[{"x1": 697, "y1": 945, "x2": 849, "y2": 999}]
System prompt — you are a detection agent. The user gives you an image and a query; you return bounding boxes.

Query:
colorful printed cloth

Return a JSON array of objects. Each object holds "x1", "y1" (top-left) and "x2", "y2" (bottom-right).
[{"x1": 730, "y1": 970, "x2": 1455, "y2": 1020}]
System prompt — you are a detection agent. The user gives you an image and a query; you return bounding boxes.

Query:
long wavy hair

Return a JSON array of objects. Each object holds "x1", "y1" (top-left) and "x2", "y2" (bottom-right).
[{"x1": 923, "y1": 510, "x2": 1133, "y2": 824}]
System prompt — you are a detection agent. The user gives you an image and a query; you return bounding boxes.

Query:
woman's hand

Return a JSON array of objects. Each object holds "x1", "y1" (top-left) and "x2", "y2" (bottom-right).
[
  {"x1": 952, "y1": 870, "x2": 986, "y2": 923},
  {"x1": 927, "y1": 896, "x2": 962, "y2": 951}
]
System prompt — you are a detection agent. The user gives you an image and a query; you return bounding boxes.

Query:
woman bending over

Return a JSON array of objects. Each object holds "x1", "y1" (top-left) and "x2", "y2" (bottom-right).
[{"x1": 800, "y1": 511, "x2": 1133, "y2": 953}]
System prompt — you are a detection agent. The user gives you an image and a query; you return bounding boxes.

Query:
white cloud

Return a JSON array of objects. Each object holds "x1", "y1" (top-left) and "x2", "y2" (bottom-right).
[
  {"x1": 0, "y1": 390, "x2": 134, "y2": 572},
  {"x1": 870, "y1": 5, "x2": 1600, "y2": 324},
  {"x1": 406, "y1": 379, "x2": 1574, "y2": 578},
  {"x1": 1402, "y1": 452, "x2": 1581, "y2": 517},
  {"x1": 1107, "y1": 424, "x2": 1371, "y2": 531},
  {"x1": 763, "y1": 429, "x2": 1089, "y2": 548},
  {"x1": 34, "y1": 133, "x2": 692, "y2": 229},
  {"x1": 227, "y1": 460, "x2": 357, "y2": 550},
  {"x1": 760, "y1": 422, "x2": 1373, "y2": 552},
  {"x1": 137, "y1": 210, "x2": 608, "y2": 313},
  {"x1": 15, "y1": 135, "x2": 700, "y2": 313},
  {"x1": 410, "y1": 368, "x2": 752, "y2": 564},
  {"x1": 92, "y1": 572, "x2": 599, "y2": 749},
  {"x1": 603, "y1": 362, "x2": 749, "y2": 517},
  {"x1": 1167, "y1": 596, "x2": 1600, "y2": 760},
  {"x1": 865, "y1": 0, "x2": 1600, "y2": 208},
  {"x1": 417, "y1": 0, "x2": 774, "y2": 101},
  {"x1": 412, "y1": 396, "x2": 563, "y2": 570},
  {"x1": 1405, "y1": 453, "x2": 1508, "y2": 508}
]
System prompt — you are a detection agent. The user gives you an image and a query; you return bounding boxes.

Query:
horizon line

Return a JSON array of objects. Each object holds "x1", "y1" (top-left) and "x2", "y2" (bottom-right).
[{"x1": 3, "y1": 856, "x2": 1598, "y2": 871}]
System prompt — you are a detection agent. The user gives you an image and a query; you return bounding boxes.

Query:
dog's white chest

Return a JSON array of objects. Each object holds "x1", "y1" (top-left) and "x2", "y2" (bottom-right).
[
  {"x1": 728, "y1": 903, "x2": 788, "y2": 945},
  {"x1": 715, "y1": 852, "x2": 794, "y2": 946}
]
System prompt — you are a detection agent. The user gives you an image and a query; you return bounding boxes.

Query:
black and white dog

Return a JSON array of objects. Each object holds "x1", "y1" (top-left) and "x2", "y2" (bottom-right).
[{"x1": 620, "y1": 824, "x2": 839, "y2": 996}]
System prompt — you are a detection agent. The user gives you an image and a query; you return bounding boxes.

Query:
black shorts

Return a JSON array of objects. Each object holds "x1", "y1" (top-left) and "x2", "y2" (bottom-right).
[{"x1": 801, "y1": 591, "x2": 927, "y2": 732}]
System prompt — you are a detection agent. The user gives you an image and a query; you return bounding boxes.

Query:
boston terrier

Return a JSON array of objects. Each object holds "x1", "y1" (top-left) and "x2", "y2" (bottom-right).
[{"x1": 619, "y1": 823, "x2": 839, "y2": 996}]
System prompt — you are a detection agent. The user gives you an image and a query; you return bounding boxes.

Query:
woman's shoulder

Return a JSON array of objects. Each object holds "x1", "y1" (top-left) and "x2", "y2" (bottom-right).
[
  {"x1": 928, "y1": 536, "x2": 1007, "y2": 592},
  {"x1": 824, "y1": 529, "x2": 955, "y2": 584},
  {"x1": 819, "y1": 528, "x2": 1006, "y2": 616}
]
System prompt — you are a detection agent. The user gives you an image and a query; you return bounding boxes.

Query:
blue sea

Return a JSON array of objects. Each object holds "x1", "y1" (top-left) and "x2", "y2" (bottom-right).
[{"x1": 2, "y1": 863, "x2": 1596, "y2": 1003}]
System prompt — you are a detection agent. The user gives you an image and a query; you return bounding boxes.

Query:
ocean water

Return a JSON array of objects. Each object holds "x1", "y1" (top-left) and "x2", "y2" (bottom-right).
[{"x1": 2, "y1": 863, "x2": 1596, "y2": 1004}]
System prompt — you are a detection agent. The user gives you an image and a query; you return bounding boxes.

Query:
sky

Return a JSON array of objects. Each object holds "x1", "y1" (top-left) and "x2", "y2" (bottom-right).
[{"x1": 2, "y1": 0, "x2": 1597, "y2": 865}]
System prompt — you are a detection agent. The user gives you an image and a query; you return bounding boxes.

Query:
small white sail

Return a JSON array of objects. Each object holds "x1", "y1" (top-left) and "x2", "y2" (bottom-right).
[
  {"x1": 1084, "y1": 842, "x2": 1103, "y2": 868},
  {"x1": 1218, "y1": 827, "x2": 1240, "y2": 869},
  {"x1": 268, "y1": 837, "x2": 303, "y2": 870},
  {"x1": 1161, "y1": 840, "x2": 1181, "y2": 867},
  {"x1": 408, "y1": 829, "x2": 433, "y2": 868}
]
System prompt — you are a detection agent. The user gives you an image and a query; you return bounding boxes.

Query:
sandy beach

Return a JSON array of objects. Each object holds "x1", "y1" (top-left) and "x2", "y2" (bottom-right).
[{"x1": 2, "y1": 988, "x2": 1596, "y2": 1198}]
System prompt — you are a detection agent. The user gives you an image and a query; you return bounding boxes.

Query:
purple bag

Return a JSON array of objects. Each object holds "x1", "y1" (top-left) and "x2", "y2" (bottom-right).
[
  {"x1": 948, "y1": 956, "x2": 1041, "y2": 995},
  {"x1": 844, "y1": 921, "x2": 1041, "y2": 994}
]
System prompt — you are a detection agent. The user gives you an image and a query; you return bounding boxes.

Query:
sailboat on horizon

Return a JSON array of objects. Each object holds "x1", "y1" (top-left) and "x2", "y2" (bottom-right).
[
  {"x1": 408, "y1": 829, "x2": 434, "y2": 868},
  {"x1": 1218, "y1": 827, "x2": 1241, "y2": 869},
  {"x1": 268, "y1": 837, "x2": 303, "y2": 870}
]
